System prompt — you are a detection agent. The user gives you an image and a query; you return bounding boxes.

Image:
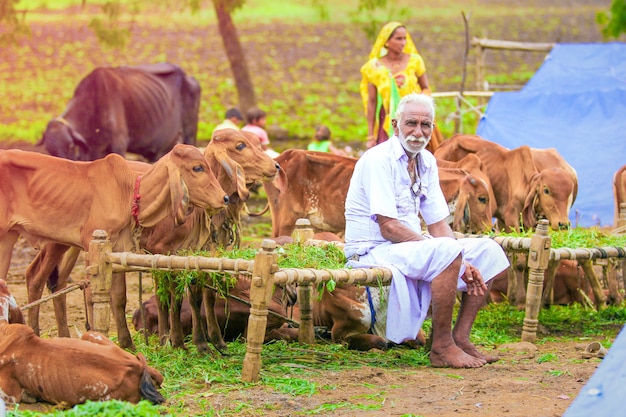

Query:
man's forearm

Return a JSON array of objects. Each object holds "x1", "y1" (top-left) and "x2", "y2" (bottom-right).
[{"x1": 377, "y1": 215, "x2": 424, "y2": 243}]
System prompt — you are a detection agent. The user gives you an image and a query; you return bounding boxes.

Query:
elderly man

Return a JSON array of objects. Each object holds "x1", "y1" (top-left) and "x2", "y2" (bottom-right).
[{"x1": 344, "y1": 93, "x2": 509, "y2": 368}]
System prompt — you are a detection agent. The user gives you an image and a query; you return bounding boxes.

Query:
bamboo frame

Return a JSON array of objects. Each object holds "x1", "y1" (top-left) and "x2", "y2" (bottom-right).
[{"x1": 84, "y1": 219, "x2": 625, "y2": 381}]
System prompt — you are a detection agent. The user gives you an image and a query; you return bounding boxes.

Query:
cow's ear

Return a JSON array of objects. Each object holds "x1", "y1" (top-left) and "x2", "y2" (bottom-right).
[
  {"x1": 522, "y1": 174, "x2": 541, "y2": 230},
  {"x1": 272, "y1": 166, "x2": 288, "y2": 193},
  {"x1": 235, "y1": 164, "x2": 250, "y2": 202}
]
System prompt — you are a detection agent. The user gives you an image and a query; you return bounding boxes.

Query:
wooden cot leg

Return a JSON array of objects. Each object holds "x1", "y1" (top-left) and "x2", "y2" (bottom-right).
[
  {"x1": 580, "y1": 260, "x2": 606, "y2": 310},
  {"x1": 298, "y1": 283, "x2": 314, "y2": 344},
  {"x1": 521, "y1": 220, "x2": 551, "y2": 343},
  {"x1": 541, "y1": 260, "x2": 559, "y2": 307},
  {"x1": 241, "y1": 239, "x2": 278, "y2": 383},
  {"x1": 605, "y1": 260, "x2": 623, "y2": 305},
  {"x1": 86, "y1": 230, "x2": 113, "y2": 336}
]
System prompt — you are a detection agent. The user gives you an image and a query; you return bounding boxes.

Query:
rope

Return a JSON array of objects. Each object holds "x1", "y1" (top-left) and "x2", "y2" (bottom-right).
[{"x1": 20, "y1": 281, "x2": 89, "y2": 311}]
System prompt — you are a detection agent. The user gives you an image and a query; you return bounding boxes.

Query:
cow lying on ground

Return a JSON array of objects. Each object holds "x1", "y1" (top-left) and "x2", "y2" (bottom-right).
[
  {"x1": 261, "y1": 149, "x2": 496, "y2": 238},
  {"x1": 0, "y1": 279, "x2": 165, "y2": 407},
  {"x1": 489, "y1": 259, "x2": 593, "y2": 306},
  {"x1": 6, "y1": 144, "x2": 228, "y2": 348},
  {"x1": 132, "y1": 277, "x2": 298, "y2": 344},
  {"x1": 435, "y1": 135, "x2": 574, "y2": 231},
  {"x1": 39, "y1": 62, "x2": 200, "y2": 162}
]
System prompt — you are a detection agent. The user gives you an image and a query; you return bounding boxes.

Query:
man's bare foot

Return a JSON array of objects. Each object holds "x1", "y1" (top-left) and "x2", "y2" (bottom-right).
[
  {"x1": 430, "y1": 344, "x2": 485, "y2": 368},
  {"x1": 455, "y1": 340, "x2": 499, "y2": 364}
]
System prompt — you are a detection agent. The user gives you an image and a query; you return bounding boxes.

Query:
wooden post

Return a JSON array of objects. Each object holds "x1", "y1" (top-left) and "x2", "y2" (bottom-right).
[
  {"x1": 292, "y1": 218, "x2": 314, "y2": 243},
  {"x1": 292, "y1": 219, "x2": 315, "y2": 344},
  {"x1": 476, "y1": 45, "x2": 485, "y2": 91},
  {"x1": 298, "y1": 283, "x2": 315, "y2": 344},
  {"x1": 541, "y1": 260, "x2": 559, "y2": 307},
  {"x1": 506, "y1": 253, "x2": 517, "y2": 305},
  {"x1": 605, "y1": 259, "x2": 623, "y2": 305},
  {"x1": 86, "y1": 230, "x2": 112, "y2": 335},
  {"x1": 241, "y1": 239, "x2": 278, "y2": 383},
  {"x1": 521, "y1": 220, "x2": 551, "y2": 342},
  {"x1": 580, "y1": 260, "x2": 606, "y2": 310}
]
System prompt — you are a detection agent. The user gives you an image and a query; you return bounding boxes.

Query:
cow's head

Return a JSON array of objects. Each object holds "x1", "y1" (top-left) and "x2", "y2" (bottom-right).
[
  {"x1": 205, "y1": 129, "x2": 280, "y2": 201},
  {"x1": 38, "y1": 118, "x2": 90, "y2": 161},
  {"x1": 138, "y1": 144, "x2": 228, "y2": 228},
  {"x1": 0, "y1": 279, "x2": 25, "y2": 325},
  {"x1": 523, "y1": 169, "x2": 573, "y2": 231},
  {"x1": 453, "y1": 175, "x2": 494, "y2": 234}
]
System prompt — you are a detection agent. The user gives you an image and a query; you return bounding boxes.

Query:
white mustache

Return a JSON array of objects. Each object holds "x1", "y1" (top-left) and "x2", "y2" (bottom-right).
[{"x1": 406, "y1": 136, "x2": 427, "y2": 144}]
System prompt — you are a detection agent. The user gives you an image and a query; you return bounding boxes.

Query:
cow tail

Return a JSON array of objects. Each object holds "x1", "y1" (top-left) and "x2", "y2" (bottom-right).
[
  {"x1": 137, "y1": 353, "x2": 166, "y2": 405},
  {"x1": 248, "y1": 202, "x2": 270, "y2": 217}
]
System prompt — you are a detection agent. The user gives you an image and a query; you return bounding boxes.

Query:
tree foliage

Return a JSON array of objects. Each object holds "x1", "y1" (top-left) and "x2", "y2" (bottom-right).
[{"x1": 596, "y1": 0, "x2": 626, "y2": 39}]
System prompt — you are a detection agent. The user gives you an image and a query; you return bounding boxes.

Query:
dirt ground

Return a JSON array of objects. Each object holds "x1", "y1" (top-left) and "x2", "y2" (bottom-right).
[{"x1": 7, "y1": 237, "x2": 606, "y2": 417}]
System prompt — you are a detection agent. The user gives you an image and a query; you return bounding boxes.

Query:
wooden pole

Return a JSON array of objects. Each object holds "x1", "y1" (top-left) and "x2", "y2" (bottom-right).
[
  {"x1": 579, "y1": 260, "x2": 606, "y2": 310},
  {"x1": 292, "y1": 218, "x2": 315, "y2": 344},
  {"x1": 506, "y1": 254, "x2": 517, "y2": 304},
  {"x1": 297, "y1": 283, "x2": 315, "y2": 344},
  {"x1": 86, "y1": 230, "x2": 112, "y2": 336},
  {"x1": 521, "y1": 220, "x2": 551, "y2": 342},
  {"x1": 541, "y1": 260, "x2": 559, "y2": 307},
  {"x1": 605, "y1": 259, "x2": 623, "y2": 305},
  {"x1": 292, "y1": 218, "x2": 314, "y2": 243},
  {"x1": 241, "y1": 239, "x2": 278, "y2": 383}
]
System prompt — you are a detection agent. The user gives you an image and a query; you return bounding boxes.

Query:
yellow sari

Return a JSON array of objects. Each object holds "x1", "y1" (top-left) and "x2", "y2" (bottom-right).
[{"x1": 360, "y1": 22, "x2": 428, "y2": 141}]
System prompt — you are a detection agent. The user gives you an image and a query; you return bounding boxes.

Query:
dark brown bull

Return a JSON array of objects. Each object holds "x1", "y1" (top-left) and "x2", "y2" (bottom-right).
[{"x1": 39, "y1": 63, "x2": 200, "y2": 162}]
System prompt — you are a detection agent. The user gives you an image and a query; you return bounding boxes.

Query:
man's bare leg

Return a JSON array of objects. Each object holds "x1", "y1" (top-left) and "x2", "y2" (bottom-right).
[
  {"x1": 453, "y1": 291, "x2": 499, "y2": 363},
  {"x1": 429, "y1": 254, "x2": 485, "y2": 368}
]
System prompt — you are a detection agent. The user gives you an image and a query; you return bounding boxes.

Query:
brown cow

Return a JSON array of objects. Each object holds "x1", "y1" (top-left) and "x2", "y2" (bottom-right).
[
  {"x1": 437, "y1": 154, "x2": 496, "y2": 233},
  {"x1": 525, "y1": 148, "x2": 578, "y2": 230},
  {"x1": 435, "y1": 134, "x2": 572, "y2": 231},
  {"x1": 0, "y1": 279, "x2": 164, "y2": 406},
  {"x1": 613, "y1": 164, "x2": 626, "y2": 228},
  {"x1": 24, "y1": 131, "x2": 276, "y2": 351},
  {"x1": 15, "y1": 144, "x2": 230, "y2": 348},
  {"x1": 264, "y1": 150, "x2": 357, "y2": 238},
  {"x1": 263, "y1": 149, "x2": 495, "y2": 237},
  {"x1": 0, "y1": 144, "x2": 227, "y2": 283}
]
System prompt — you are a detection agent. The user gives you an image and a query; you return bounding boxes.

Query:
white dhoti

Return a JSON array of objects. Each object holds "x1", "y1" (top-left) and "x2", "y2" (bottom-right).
[{"x1": 347, "y1": 237, "x2": 509, "y2": 344}]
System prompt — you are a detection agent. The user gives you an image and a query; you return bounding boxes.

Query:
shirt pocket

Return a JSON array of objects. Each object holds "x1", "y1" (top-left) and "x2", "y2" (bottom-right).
[{"x1": 396, "y1": 187, "x2": 414, "y2": 217}]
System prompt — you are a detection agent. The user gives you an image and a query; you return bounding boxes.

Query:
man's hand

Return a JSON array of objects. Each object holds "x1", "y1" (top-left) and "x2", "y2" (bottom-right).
[{"x1": 461, "y1": 261, "x2": 488, "y2": 296}]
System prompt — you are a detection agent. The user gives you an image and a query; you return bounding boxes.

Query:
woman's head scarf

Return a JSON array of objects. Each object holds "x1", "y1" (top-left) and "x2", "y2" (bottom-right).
[{"x1": 368, "y1": 21, "x2": 419, "y2": 60}]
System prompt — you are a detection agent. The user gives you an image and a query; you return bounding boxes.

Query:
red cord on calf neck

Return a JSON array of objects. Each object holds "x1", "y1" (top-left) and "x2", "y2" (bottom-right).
[{"x1": 131, "y1": 176, "x2": 142, "y2": 225}]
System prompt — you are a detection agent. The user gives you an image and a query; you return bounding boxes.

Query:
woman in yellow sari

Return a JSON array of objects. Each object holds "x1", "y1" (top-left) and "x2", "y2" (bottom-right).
[{"x1": 360, "y1": 22, "x2": 437, "y2": 149}]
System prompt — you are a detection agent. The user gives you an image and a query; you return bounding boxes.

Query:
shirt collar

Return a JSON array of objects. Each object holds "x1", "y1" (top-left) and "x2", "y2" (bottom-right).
[{"x1": 389, "y1": 135, "x2": 433, "y2": 169}]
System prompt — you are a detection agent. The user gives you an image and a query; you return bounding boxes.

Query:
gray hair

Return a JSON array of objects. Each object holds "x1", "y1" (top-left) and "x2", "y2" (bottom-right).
[{"x1": 394, "y1": 93, "x2": 436, "y2": 120}]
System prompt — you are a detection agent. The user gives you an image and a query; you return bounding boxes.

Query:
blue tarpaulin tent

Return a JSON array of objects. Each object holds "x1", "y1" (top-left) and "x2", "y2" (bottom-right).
[
  {"x1": 477, "y1": 43, "x2": 626, "y2": 227},
  {"x1": 563, "y1": 325, "x2": 626, "y2": 416}
]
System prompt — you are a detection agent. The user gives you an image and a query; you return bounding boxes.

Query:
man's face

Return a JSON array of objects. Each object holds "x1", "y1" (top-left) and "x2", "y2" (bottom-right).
[{"x1": 392, "y1": 102, "x2": 433, "y2": 156}]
